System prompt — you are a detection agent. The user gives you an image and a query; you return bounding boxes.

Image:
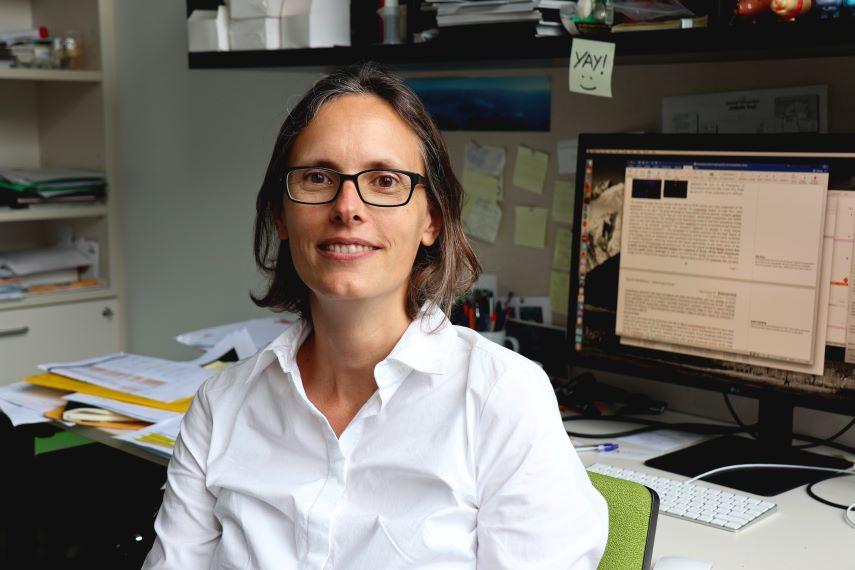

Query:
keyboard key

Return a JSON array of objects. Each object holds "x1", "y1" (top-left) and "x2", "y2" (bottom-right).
[{"x1": 586, "y1": 463, "x2": 777, "y2": 532}]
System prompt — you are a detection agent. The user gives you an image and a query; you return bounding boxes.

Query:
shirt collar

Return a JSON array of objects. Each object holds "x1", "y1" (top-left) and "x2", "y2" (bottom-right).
[
  {"x1": 247, "y1": 302, "x2": 455, "y2": 385},
  {"x1": 247, "y1": 317, "x2": 311, "y2": 382},
  {"x1": 382, "y1": 302, "x2": 455, "y2": 377}
]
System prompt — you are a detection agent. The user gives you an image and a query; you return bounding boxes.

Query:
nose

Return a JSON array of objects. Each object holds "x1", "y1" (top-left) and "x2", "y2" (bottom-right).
[{"x1": 329, "y1": 179, "x2": 365, "y2": 224}]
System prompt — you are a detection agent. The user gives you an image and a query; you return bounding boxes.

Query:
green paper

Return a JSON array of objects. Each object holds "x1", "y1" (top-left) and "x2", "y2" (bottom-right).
[
  {"x1": 513, "y1": 146, "x2": 549, "y2": 195},
  {"x1": 550, "y1": 270, "x2": 570, "y2": 316},
  {"x1": 462, "y1": 170, "x2": 501, "y2": 202},
  {"x1": 553, "y1": 227, "x2": 573, "y2": 271},
  {"x1": 569, "y1": 38, "x2": 615, "y2": 98},
  {"x1": 552, "y1": 179, "x2": 575, "y2": 224},
  {"x1": 514, "y1": 206, "x2": 549, "y2": 249}
]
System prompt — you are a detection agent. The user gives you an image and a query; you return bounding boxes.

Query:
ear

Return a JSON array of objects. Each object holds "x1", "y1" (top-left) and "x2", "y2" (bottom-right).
[
  {"x1": 274, "y1": 214, "x2": 289, "y2": 241},
  {"x1": 421, "y1": 203, "x2": 443, "y2": 247}
]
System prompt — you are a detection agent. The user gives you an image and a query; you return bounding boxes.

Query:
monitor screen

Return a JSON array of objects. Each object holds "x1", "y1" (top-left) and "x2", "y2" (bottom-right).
[{"x1": 569, "y1": 134, "x2": 855, "y2": 413}]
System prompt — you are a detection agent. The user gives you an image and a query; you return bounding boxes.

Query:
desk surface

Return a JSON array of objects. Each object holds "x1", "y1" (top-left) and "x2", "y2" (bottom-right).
[
  {"x1": 56, "y1": 411, "x2": 853, "y2": 568},
  {"x1": 569, "y1": 413, "x2": 855, "y2": 570},
  {"x1": 59, "y1": 422, "x2": 170, "y2": 467}
]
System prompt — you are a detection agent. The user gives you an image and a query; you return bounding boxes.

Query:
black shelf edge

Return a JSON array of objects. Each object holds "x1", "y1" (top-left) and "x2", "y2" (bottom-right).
[{"x1": 188, "y1": 20, "x2": 855, "y2": 70}]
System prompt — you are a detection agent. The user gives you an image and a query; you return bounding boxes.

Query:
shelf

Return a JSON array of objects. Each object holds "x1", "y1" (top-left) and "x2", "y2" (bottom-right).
[
  {"x1": 188, "y1": 19, "x2": 855, "y2": 69},
  {"x1": 0, "y1": 287, "x2": 116, "y2": 312},
  {"x1": 0, "y1": 204, "x2": 108, "y2": 222},
  {"x1": 0, "y1": 67, "x2": 102, "y2": 82}
]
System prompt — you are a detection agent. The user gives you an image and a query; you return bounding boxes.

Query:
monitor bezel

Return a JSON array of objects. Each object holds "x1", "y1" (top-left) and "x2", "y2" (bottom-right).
[{"x1": 569, "y1": 133, "x2": 855, "y2": 416}]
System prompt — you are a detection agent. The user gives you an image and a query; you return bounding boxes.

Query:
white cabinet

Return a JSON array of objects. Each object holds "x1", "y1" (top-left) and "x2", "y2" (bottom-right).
[
  {"x1": 0, "y1": 299, "x2": 119, "y2": 385},
  {"x1": 0, "y1": 0, "x2": 123, "y2": 382}
]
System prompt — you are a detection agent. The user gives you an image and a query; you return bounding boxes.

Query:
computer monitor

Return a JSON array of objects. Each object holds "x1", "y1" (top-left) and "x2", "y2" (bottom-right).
[{"x1": 569, "y1": 134, "x2": 855, "y2": 496}]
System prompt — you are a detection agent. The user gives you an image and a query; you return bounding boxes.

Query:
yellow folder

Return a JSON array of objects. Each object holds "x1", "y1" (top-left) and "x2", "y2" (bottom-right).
[{"x1": 24, "y1": 372, "x2": 193, "y2": 413}]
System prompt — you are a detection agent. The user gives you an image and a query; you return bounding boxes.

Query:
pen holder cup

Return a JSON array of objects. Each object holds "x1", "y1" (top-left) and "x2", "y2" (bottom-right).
[{"x1": 479, "y1": 331, "x2": 520, "y2": 352}]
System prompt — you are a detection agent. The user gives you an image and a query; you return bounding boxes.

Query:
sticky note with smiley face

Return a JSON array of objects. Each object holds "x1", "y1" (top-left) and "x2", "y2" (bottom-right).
[{"x1": 569, "y1": 38, "x2": 615, "y2": 98}]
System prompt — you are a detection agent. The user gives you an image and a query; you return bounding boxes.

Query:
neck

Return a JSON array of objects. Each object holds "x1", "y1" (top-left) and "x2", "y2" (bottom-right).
[{"x1": 298, "y1": 292, "x2": 413, "y2": 405}]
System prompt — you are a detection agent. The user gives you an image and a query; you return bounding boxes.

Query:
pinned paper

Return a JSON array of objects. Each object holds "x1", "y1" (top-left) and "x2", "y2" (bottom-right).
[
  {"x1": 462, "y1": 170, "x2": 501, "y2": 202},
  {"x1": 514, "y1": 206, "x2": 549, "y2": 248},
  {"x1": 463, "y1": 197, "x2": 503, "y2": 243},
  {"x1": 465, "y1": 141, "x2": 506, "y2": 178},
  {"x1": 513, "y1": 146, "x2": 549, "y2": 194},
  {"x1": 569, "y1": 38, "x2": 615, "y2": 98},
  {"x1": 557, "y1": 139, "x2": 579, "y2": 174},
  {"x1": 549, "y1": 270, "x2": 571, "y2": 316},
  {"x1": 552, "y1": 180, "x2": 575, "y2": 225},
  {"x1": 553, "y1": 228, "x2": 573, "y2": 271}
]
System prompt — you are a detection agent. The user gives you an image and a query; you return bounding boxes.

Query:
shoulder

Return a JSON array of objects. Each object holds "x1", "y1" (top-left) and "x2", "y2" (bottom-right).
[
  {"x1": 447, "y1": 325, "x2": 556, "y2": 420},
  {"x1": 192, "y1": 349, "x2": 272, "y2": 414}
]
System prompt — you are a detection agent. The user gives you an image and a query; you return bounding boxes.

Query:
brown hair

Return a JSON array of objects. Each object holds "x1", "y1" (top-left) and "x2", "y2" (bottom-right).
[{"x1": 251, "y1": 62, "x2": 480, "y2": 321}]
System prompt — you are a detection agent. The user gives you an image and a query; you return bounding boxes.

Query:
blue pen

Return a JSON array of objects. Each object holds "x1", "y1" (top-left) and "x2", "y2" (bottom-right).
[{"x1": 573, "y1": 443, "x2": 619, "y2": 452}]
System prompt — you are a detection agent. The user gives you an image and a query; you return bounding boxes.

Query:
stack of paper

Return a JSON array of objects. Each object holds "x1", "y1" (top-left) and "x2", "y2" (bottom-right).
[
  {"x1": 0, "y1": 168, "x2": 106, "y2": 208},
  {"x1": 230, "y1": 0, "x2": 353, "y2": 51},
  {"x1": 0, "y1": 382, "x2": 67, "y2": 426},
  {"x1": 428, "y1": 0, "x2": 542, "y2": 28},
  {"x1": 0, "y1": 242, "x2": 99, "y2": 298}
]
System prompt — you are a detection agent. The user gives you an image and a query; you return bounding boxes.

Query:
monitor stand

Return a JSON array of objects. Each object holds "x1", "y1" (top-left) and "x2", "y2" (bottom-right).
[{"x1": 644, "y1": 399, "x2": 853, "y2": 496}]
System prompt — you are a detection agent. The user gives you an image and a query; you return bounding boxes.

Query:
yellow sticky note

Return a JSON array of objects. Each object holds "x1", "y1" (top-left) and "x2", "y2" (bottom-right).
[
  {"x1": 552, "y1": 179, "x2": 575, "y2": 224},
  {"x1": 550, "y1": 270, "x2": 570, "y2": 316},
  {"x1": 513, "y1": 146, "x2": 549, "y2": 194},
  {"x1": 553, "y1": 227, "x2": 573, "y2": 271},
  {"x1": 514, "y1": 206, "x2": 549, "y2": 248},
  {"x1": 569, "y1": 38, "x2": 615, "y2": 98},
  {"x1": 462, "y1": 170, "x2": 501, "y2": 202}
]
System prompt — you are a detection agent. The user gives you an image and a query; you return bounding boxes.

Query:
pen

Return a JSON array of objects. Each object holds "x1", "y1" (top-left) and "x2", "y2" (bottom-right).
[{"x1": 573, "y1": 443, "x2": 619, "y2": 452}]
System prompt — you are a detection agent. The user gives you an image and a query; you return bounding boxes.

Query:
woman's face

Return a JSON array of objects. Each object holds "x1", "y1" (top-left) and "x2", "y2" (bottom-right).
[{"x1": 277, "y1": 94, "x2": 442, "y2": 309}]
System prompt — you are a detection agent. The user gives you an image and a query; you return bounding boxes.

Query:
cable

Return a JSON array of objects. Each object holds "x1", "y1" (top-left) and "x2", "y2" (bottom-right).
[
  {"x1": 720, "y1": 394, "x2": 855, "y2": 451},
  {"x1": 794, "y1": 416, "x2": 855, "y2": 450},
  {"x1": 686, "y1": 463, "x2": 854, "y2": 484},
  {"x1": 563, "y1": 414, "x2": 758, "y2": 439},
  {"x1": 685, "y1": 463, "x2": 855, "y2": 529},
  {"x1": 806, "y1": 474, "x2": 851, "y2": 510},
  {"x1": 722, "y1": 393, "x2": 758, "y2": 439}
]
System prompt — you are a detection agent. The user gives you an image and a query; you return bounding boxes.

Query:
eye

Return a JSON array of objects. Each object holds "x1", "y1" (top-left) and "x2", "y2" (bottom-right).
[
  {"x1": 369, "y1": 171, "x2": 402, "y2": 189},
  {"x1": 303, "y1": 170, "x2": 334, "y2": 185}
]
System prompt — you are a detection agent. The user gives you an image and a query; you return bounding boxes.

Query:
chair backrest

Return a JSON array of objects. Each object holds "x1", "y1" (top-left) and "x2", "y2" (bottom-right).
[{"x1": 589, "y1": 472, "x2": 659, "y2": 570}]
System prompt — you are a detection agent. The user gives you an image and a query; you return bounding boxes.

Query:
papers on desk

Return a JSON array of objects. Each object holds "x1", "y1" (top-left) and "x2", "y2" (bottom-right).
[
  {"x1": 612, "y1": 430, "x2": 708, "y2": 461},
  {"x1": 38, "y1": 353, "x2": 216, "y2": 403},
  {"x1": 0, "y1": 382, "x2": 67, "y2": 426},
  {"x1": 115, "y1": 416, "x2": 183, "y2": 457},
  {"x1": 188, "y1": 327, "x2": 259, "y2": 366},
  {"x1": 62, "y1": 393, "x2": 181, "y2": 424},
  {"x1": 176, "y1": 315, "x2": 295, "y2": 349}
]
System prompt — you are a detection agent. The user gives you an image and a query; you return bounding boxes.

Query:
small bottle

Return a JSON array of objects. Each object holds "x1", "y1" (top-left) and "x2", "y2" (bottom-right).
[
  {"x1": 63, "y1": 31, "x2": 82, "y2": 70},
  {"x1": 51, "y1": 37, "x2": 66, "y2": 69}
]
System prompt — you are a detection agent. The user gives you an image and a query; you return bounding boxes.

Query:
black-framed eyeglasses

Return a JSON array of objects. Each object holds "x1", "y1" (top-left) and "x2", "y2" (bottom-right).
[{"x1": 283, "y1": 166, "x2": 429, "y2": 207}]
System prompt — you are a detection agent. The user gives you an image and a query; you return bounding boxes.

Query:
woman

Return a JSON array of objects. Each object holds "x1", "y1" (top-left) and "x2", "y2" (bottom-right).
[{"x1": 143, "y1": 62, "x2": 607, "y2": 569}]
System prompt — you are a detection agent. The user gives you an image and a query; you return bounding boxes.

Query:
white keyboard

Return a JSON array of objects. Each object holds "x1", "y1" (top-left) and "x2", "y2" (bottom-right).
[{"x1": 587, "y1": 463, "x2": 777, "y2": 532}]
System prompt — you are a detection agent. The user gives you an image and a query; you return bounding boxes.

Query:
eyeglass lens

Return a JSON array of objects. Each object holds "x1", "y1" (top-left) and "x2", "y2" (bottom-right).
[{"x1": 287, "y1": 168, "x2": 412, "y2": 206}]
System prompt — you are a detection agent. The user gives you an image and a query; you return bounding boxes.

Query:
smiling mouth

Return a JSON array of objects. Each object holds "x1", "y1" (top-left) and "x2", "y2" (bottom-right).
[
  {"x1": 319, "y1": 244, "x2": 381, "y2": 253},
  {"x1": 580, "y1": 84, "x2": 597, "y2": 91}
]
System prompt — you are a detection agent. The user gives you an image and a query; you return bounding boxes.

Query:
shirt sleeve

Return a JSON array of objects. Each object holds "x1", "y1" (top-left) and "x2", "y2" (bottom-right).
[
  {"x1": 142, "y1": 380, "x2": 221, "y2": 569},
  {"x1": 475, "y1": 363, "x2": 608, "y2": 570}
]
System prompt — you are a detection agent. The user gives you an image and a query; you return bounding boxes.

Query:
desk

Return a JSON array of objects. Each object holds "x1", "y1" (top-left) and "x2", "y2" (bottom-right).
[
  {"x1": 40, "y1": 410, "x2": 854, "y2": 569},
  {"x1": 569, "y1": 411, "x2": 855, "y2": 570},
  {"x1": 58, "y1": 422, "x2": 170, "y2": 467}
]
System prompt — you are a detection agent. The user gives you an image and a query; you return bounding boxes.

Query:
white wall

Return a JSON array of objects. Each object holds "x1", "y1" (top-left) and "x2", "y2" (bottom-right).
[
  {"x1": 116, "y1": 0, "x2": 317, "y2": 360},
  {"x1": 114, "y1": 0, "x2": 854, "y2": 446}
]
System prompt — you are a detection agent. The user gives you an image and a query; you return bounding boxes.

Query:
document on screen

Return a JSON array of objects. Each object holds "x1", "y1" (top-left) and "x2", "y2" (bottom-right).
[{"x1": 615, "y1": 161, "x2": 828, "y2": 364}]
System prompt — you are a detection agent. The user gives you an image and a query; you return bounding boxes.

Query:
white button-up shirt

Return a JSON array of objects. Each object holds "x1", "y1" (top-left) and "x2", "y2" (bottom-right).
[{"x1": 143, "y1": 307, "x2": 608, "y2": 569}]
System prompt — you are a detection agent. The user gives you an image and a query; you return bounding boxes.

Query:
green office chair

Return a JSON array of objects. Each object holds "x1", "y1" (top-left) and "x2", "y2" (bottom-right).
[{"x1": 589, "y1": 472, "x2": 660, "y2": 570}]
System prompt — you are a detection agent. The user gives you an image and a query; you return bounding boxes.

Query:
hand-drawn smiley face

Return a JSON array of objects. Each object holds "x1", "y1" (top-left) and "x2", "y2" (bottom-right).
[
  {"x1": 573, "y1": 48, "x2": 610, "y2": 93},
  {"x1": 578, "y1": 73, "x2": 599, "y2": 91}
]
